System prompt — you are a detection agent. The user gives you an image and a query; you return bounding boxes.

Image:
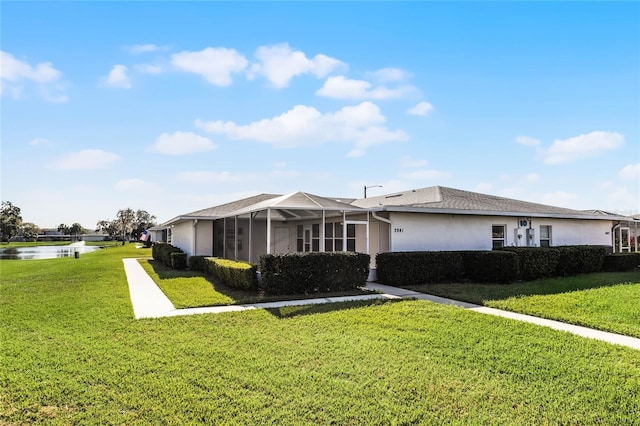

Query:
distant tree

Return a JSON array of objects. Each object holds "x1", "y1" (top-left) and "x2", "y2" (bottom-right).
[
  {"x1": 57, "y1": 223, "x2": 71, "y2": 236},
  {"x1": 69, "y1": 223, "x2": 86, "y2": 241},
  {"x1": 1, "y1": 201, "x2": 23, "y2": 242},
  {"x1": 21, "y1": 222, "x2": 40, "y2": 241},
  {"x1": 96, "y1": 219, "x2": 119, "y2": 239},
  {"x1": 116, "y1": 208, "x2": 135, "y2": 245},
  {"x1": 132, "y1": 209, "x2": 157, "y2": 240}
]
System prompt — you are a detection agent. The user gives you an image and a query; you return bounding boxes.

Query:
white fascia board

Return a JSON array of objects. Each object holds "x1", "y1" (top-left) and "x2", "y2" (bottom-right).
[
  {"x1": 369, "y1": 206, "x2": 627, "y2": 221},
  {"x1": 161, "y1": 215, "x2": 218, "y2": 227}
]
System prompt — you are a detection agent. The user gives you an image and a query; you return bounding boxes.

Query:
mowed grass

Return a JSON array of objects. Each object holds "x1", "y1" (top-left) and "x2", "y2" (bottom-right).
[
  {"x1": 1, "y1": 247, "x2": 640, "y2": 424},
  {"x1": 139, "y1": 258, "x2": 373, "y2": 308},
  {"x1": 139, "y1": 259, "x2": 235, "y2": 307},
  {"x1": 407, "y1": 271, "x2": 640, "y2": 338}
]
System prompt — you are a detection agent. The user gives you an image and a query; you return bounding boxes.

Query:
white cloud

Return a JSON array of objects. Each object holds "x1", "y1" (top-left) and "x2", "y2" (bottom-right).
[
  {"x1": 135, "y1": 64, "x2": 163, "y2": 74},
  {"x1": 607, "y1": 186, "x2": 639, "y2": 212},
  {"x1": 540, "y1": 190, "x2": 579, "y2": 207},
  {"x1": 619, "y1": 163, "x2": 640, "y2": 180},
  {"x1": 49, "y1": 149, "x2": 120, "y2": 170},
  {"x1": 148, "y1": 131, "x2": 217, "y2": 155},
  {"x1": 499, "y1": 173, "x2": 541, "y2": 184},
  {"x1": 176, "y1": 171, "x2": 244, "y2": 183},
  {"x1": 196, "y1": 101, "x2": 408, "y2": 156},
  {"x1": 28, "y1": 137, "x2": 52, "y2": 146},
  {"x1": 114, "y1": 178, "x2": 157, "y2": 191},
  {"x1": 1, "y1": 50, "x2": 67, "y2": 102},
  {"x1": 407, "y1": 101, "x2": 434, "y2": 116},
  {"x1": 171, "y1": 47, "x2": 248, "y2": 86},
  {"x1": 367, "y1": 67, "x2": 410, "y2": 83},
  {"x1": 400, "y1": 169, "x2": 450, "y2": 180},
  {"x1": 544, "y1": 131, "x2": 624, "y2": 164},
  {"x1": 249, "y1": 43, "x2": 344, "y2": 88},
  {"x1": 317, "y1": 76, "x2": 414, "y2": 100},
  {"x1": 126, "y1": 44, "x2": 161, "y2": 54},
  {"x1": 474, "y1": 182, "x2": 493, "y2": 193},
  {"x1": 401, "y1": 156, "x2": 428, "y2": 168},
  {"x1": 176, "y1": 167, "x2": 301, "y2": 184},
  {"x1": 516, "y1": 136, "x2": 541, "y2": 146},
  {"x1": 105, "y1": 64, "x2": 132, "y2": 89}
]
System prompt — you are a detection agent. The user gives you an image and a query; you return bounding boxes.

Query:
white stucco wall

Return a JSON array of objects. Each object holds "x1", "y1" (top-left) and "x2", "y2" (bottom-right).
[
  {"x1": 170, "y1": 221, "x2": 193, "y2": 255},
  {"x1": 387, "y1": 212, "x2": 613, "y2": 252},
  {"x1": 195, "y1": 221, "x2": 213, "y2": 256}
]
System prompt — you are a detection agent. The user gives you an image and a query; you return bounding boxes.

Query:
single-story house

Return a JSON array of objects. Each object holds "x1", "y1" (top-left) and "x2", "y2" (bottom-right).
[{"x1": 158, "y1": 186, "x2": 638, "y2": 273}]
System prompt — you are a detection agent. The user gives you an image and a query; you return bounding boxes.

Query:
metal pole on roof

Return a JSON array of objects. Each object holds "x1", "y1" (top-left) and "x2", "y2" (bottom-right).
[
  {"x1": 266, "y1": 208, "x2": 271, "y2": 255},
  {"x1": 364, "y1": 185, "x2": 382, "y2": 198}
]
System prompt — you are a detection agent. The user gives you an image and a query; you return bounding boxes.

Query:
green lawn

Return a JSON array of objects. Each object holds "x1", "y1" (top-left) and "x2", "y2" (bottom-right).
[
  {"x1": 1, "y1": 247, "x2": 640, "y2": 424},
  {"x1": 139, "y1": 258, "x2": 373, "y2": 308},
  {"x1": 405, "y1": 272, "x2": 640, "y2": 338}
]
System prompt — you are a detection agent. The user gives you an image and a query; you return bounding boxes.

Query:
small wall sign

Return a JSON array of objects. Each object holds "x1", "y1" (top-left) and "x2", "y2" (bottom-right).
[{"x1": 394, "y1": 228, "x2": 404, "y2": 233}]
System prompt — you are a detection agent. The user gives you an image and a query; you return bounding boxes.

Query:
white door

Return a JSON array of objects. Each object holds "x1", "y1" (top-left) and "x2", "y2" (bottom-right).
[{"x1": 274, "y1": 227, "x2": 290, "y2": 254}]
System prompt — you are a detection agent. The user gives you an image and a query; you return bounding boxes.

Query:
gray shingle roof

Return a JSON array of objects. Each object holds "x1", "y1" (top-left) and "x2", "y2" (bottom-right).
[
  {"x1": 352, "y1": 186, "x2": 627, "y2": 219},
  {"x1": 161, "y1": 193, "x2": 281, "y2": 225}
]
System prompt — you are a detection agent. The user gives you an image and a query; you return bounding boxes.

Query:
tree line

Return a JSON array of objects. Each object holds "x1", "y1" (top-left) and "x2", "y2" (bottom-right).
[
  {"x1": 96, "y1": 208, "x2": 156, "y2": 245},
  {"x1": 0, "y1": 201, "x2": 156, "y2": 244}
]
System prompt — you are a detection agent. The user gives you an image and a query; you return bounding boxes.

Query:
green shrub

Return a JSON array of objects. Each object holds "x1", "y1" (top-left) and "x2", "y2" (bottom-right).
[
  {"x1": 603, "y1": 253, "x2": 640, "y2": 272},
  {"x1": 376, "y1": 251, "x2": 464, "y2": 285},
  {"x1": 460, "y1": 251, "x2": 518, "y2": 283},
  {"x1": 500, "y1": 247, "x2": 560, "y2": 281},
  {"x1": 554, "y1": 246, "x2": 607, "y2": 276},
  {"x1": 170, "y1": 252, "x2": 188, "y2": 270},
  {"x1": 260, "y1": 252, "x2": 370, "y2": 295},
  {"x1": 204, "y1": 257, "x2": 258, "y2": 290},
  {"x1": 152, "y1": 242, "x2": 184, "y2": 268},
  {"x1": 189, "y1": 255, "x2": 207, "y2": 272}
]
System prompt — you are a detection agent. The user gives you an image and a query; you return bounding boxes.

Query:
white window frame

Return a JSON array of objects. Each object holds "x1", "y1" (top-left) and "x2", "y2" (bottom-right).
[
  {"x1": 540, "y1": 225, "x2": 552, "y2": 248},
  {"x1": 492, "y1": 225, "x2": 506, "y2": 249}
]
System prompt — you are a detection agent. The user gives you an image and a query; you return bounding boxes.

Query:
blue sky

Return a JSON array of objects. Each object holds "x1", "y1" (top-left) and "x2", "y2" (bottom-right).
[{"x1": 2, "y1": 1, "x2": 639, "y2": 229}]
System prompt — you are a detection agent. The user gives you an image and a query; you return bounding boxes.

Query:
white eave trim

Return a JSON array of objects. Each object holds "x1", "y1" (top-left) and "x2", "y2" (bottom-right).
[{"x1": 367, "y1": 206, "x2": 631, "y2": 221}]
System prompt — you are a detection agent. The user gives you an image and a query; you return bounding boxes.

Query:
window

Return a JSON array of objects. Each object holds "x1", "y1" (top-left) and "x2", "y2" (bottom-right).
[
  {"x1": 297, "y1": 225, "x2": 303, "y2": 252},
  {"x1": 324, "y1": 223, "x2": 334, "y2": 251},
  {"x1": 324, "y1": 222, "x2": 356, "y2": 252},
  {"x1": 312, "y1": 224, "x2": 320, "y2": 252},
  {"x1": 540, "y1": 225, "x2": 552, "y2": 248},
  {"x1": 492, "y1": 225, "x2": 505, "y2": 249}
]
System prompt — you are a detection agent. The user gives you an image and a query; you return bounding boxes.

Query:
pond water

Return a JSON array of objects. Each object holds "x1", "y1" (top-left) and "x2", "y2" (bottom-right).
[{"x1": 0, "y1": 243, "x2": 101, "y2": 260}]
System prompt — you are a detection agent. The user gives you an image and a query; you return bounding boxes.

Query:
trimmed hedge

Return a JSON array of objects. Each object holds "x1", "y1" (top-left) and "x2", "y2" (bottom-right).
[
  {"x1": 376, "y1": 251, "x2": 519, "y2": 285},
  {"x1": 460, "y1": 251, "x2": 519, "y2": 283},
  {"x1": 152, "y1": 242, "x2": 184, "y2": 267},
  {"x1": 376, "y1": 251, "x2": 464, "y2": 285},
  {"x1": 603, "y1": 253, "x2": 640, "y2": 272},
  {"x1": 170, "y1": 252, "x2": 188, "y2": 270},
  {"x1": 260, "y1": 252, "x2": 370, "y2": 296},
  {"x1": 499, "y1": 247, "x2": 560, "y2": 281},
  {"x1": 554, "y1": 245, "x2": 607, "y2": 276},
  {"x1": 188, "y1": 255, "x2": 207, "y2": 272},
  {"x1": 204, "y1": 257, "x2": 258, "y2": 290}
]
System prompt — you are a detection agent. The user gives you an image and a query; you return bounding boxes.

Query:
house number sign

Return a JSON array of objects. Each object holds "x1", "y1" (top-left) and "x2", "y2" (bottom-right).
[{"x1": 394, "y1": 228, "x2": 404, "y2": 233}]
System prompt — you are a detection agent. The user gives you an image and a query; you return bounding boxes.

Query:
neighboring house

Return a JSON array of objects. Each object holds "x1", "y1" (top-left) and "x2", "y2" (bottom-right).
[
  {"x1": 83, "y1": 233, "x2": 108, "y2": 242},
  {"x1": 158, "y1": 186, "x2": 637, "y2": 272}
]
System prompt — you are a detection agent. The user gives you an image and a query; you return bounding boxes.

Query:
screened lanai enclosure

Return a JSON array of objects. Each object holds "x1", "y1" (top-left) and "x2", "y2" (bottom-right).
[{"x1": 211, "y1": 192, "x2": 375, "y2": 263}]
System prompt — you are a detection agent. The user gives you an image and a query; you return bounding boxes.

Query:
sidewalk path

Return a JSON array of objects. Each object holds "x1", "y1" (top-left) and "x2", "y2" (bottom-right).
[
  {"x1": 124, "y1": 259, "x2": 640, "y2": 351},
  {"x1": 122, "y1": 258, "x2": 400, "y2": 319}
]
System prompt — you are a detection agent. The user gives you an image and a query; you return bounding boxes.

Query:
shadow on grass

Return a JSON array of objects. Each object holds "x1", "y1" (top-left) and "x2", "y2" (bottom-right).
[
  {"x1": 145, "y1": 259, "x2": 375, "y2": 307},
  {"x1": 401, "y1": 271, "x2": 640, "y2": 305},
  {"x1": 266, "y1": 298, "x2": 402, "y2": 319}
]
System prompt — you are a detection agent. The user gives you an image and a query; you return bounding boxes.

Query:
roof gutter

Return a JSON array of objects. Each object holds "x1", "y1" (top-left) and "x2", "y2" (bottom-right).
[{"x1": 365, "y1": 206, "x2": 630, "y2": 221}]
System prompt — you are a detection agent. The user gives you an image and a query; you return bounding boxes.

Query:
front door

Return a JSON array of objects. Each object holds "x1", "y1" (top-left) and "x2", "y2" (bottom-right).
[{"x1": 274, "y1": 227, "x2": 290, "y2": 254}]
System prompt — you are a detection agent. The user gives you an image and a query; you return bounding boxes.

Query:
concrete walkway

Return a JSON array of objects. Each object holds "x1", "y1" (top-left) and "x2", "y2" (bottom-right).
[{"x1": 123, "y1": 259, "x2": 640, "y2": 351}]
